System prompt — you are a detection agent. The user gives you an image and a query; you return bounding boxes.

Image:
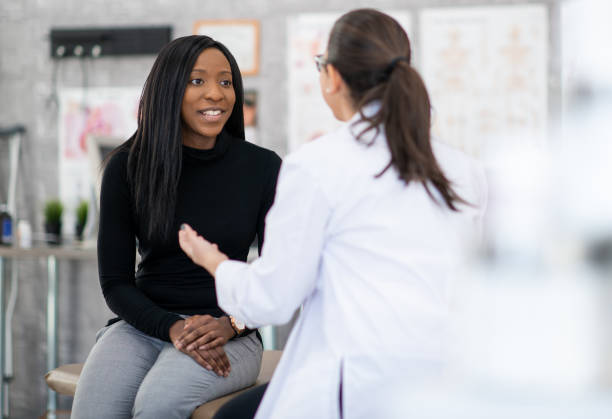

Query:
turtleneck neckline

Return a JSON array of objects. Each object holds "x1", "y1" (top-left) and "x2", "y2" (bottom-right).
[{"x1": 182, "y1": 130, "x2": 233, "y2": 162}]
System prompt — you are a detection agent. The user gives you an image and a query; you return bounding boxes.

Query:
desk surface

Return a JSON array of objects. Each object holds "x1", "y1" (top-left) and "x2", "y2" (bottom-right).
[{"x1": 0, "y1": 244, "x2": 96, "y2": 260}]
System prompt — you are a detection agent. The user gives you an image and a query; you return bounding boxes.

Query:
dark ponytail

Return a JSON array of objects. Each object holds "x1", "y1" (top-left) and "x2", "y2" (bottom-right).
[{"x1": 327, "y1": 9, "x2": 465, "y2": 211}]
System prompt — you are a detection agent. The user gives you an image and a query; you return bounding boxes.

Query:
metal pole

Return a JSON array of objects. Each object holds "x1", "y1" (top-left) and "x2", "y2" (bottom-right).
[
  {"x1": 0, "y1": 256, "x2": 5, "y2": 419},
  {"x1": 46, "y1": 256, "x2": 57, "y2": 419},
  {"x1": 3, "y1": 261, "x2": 18, "y2": 419}
]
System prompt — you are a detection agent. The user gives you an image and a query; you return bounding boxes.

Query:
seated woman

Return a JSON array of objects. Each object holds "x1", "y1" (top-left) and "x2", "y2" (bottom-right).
[
  {"x1": 71, "y1": 35, "x2": 281, "y2": 419},
  {"x1": 178, "y1": 9, "x2": 487, "y2": 419}
]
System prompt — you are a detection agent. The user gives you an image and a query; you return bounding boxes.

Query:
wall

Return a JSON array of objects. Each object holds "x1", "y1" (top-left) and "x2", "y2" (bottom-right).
[{"x1": 0, "y1": 0, "x2": 560, "y2": 417}]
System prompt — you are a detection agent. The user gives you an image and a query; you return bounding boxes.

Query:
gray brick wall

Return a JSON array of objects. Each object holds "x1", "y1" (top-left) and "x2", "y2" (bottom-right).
[{"x1": 0, "y1": 0, "x2": 560, "y2": 417}]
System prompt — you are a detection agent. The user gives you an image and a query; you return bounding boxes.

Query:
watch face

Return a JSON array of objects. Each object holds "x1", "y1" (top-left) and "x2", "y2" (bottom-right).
[{"x1": 232, "y1": 316, "x2": 245, "y2": 331}]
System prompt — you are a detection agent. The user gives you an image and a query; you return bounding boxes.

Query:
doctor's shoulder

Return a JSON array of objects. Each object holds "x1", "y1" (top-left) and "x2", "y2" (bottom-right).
[
  {"x1": 277, "y1": 129, "x2": 348, "y2": 202},
  {"x1": 284, "y1": 126, "x2": 351, "y2": 170}
]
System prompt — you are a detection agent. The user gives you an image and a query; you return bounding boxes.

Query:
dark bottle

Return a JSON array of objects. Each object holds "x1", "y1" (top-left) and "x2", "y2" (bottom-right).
[{"x1": 0, "y1": 204, "x2": 13, "y2": 246}]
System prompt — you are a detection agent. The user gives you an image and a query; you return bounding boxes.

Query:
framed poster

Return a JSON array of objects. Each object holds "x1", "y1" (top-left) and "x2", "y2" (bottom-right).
[
  {"x1": 194, "y1": 19, "x2": 260, "y2": 76},
  {"x1": 420, "y1": 5, "x2": 549, "y2": 157}
]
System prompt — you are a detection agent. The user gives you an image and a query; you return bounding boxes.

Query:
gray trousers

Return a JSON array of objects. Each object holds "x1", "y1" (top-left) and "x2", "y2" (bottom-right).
[{"x1": 71, "y1": 320, "x2": 263, "y2": 419}]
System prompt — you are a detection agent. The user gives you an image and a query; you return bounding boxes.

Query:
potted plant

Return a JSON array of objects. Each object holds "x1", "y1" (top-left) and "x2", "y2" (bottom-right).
[
  {"x1": 75, "y1": 200, "x2": 89, "y2": 241},
  {"x1": 44, "y1": 199, "x2": 63, "y2": 245}
]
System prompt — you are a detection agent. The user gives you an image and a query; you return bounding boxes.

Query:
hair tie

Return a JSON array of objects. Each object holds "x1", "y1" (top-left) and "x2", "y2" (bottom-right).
[
  {"x1": 367, "y1": 56, "x2": 410, "y2": 86},
  {"x1": 386, "y1": 56, "x2": 409, "y2": 74}
]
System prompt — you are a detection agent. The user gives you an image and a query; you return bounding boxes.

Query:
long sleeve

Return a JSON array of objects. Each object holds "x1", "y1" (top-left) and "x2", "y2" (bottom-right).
[
  {"x1": 215, "y1": 158, "x2": 331, "y2": 327},
  {"x1": 97, "y1": 153, "x2": 182, "y2": 341}
]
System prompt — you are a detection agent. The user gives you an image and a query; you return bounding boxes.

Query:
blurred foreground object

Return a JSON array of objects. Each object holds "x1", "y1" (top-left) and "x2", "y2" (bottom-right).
[{"x1": 410, "y1": 1, "x2": 612, "y2": 417}]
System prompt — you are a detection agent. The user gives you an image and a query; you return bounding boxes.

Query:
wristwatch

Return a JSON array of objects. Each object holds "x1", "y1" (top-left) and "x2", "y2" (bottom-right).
[{"x1": 229, "y1": 315, "x2": 246, "y2": 337}]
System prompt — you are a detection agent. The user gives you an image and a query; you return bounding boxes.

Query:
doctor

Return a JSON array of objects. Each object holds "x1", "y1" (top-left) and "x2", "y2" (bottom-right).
[{"x1": 178, "y1": 8, "x2": 487, "y2": 419}]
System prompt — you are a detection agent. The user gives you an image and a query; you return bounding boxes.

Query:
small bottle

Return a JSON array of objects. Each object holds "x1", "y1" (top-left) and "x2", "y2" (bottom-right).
[
  {"x1": 17, "y1": 220, "x2": 32, "y2": 248},
  {"x1": 0, "y1": 204, "x2": 13, "y2": 246}
]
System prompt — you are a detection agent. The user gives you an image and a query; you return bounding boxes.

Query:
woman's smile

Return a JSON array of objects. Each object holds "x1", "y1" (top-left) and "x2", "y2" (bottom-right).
[{"x1": 198, "y1": 108, "x2": 227, "y2": 122}]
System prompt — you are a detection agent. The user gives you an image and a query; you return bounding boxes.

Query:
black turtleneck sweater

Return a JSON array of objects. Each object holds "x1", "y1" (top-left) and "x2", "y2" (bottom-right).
[{"x1": 97, "y1": 132, "x2": 281, "y2": 342}]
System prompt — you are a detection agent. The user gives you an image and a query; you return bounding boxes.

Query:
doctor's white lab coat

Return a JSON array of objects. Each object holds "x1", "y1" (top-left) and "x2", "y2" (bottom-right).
[{"x1": 215, "y1": 109, "x2": 487, "y2": 419}]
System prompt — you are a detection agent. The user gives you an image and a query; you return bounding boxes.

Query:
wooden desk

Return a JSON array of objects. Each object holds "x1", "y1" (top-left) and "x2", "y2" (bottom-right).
[{"x1": 0, "y1": 245, "x2": 96, "y2": 419}]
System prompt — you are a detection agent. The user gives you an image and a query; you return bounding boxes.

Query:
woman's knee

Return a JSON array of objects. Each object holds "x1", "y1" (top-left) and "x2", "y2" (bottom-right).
[{"x1": 132, "y1": 388, "x2": 195, "y2": 419}]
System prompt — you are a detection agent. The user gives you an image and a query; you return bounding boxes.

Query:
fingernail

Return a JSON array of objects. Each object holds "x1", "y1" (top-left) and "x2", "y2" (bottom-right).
[
  {"x1": 206, "y1": 366, "x2": 212, "y2": 370},
  {"x1": 180, "y1": 223, "x2": 186, "y2": 230},
  {"x1": 187, "y1": 345, "x2": 193, "y2": 351}
]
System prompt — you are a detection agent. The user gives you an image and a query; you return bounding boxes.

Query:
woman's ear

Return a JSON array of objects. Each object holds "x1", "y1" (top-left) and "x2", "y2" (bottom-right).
[{"x1": 325, "y1": 64, "x2": 344, "y2": 94}]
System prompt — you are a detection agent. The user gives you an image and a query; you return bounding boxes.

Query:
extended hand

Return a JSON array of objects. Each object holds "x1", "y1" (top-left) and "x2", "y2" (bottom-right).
[
  {"x1": 177, "y1": 315, "x2": 235, "y2": 351},
  {"x1": 178, "y1": 224, "x2": 229, "y2": 275}
]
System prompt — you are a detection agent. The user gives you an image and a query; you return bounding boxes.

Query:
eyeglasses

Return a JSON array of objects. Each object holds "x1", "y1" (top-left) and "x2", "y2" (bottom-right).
[{"x1": 314, "y1": 54, "x2": 328, "y2": 72}]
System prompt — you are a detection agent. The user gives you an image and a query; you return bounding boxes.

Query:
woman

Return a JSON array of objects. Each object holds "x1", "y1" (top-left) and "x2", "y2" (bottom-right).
[
  {"x1": 179, "y1": 9, "x2": 487, "y2": 419},
  {"x1": 71, "y1": 35, "x2": 281, "y2": 419}
]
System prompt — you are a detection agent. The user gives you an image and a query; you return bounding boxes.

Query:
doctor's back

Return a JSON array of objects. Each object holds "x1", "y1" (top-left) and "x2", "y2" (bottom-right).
[
  {"x1": 294, "y1": 115, "x2": 486, "y2": 351},
  {"x1": 262, "y1": 111, "x2": 487, "y2": 418}
]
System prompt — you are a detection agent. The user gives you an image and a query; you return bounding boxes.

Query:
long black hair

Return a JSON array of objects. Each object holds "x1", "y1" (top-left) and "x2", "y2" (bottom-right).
[
  {"x1": 327, "y1": 9, "x2": 465, "y2": 210},
  {"x1": 108, "y1": 35, "x2": 245, "y2": 241}
]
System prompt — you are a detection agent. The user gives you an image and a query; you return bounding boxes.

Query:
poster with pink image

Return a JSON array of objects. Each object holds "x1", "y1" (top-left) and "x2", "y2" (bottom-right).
[
  {"x1": 61, "y1": 100, "x2": 133, "y2": 159},
  {"x1": 58, "y1": 88, "x2": 140, "y2": 234}
]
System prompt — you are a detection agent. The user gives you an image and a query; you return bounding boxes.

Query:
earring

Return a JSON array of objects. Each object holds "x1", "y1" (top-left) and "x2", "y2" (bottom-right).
[{"x1": 325, "y1": 87, "x2": 332, "y2": 93}]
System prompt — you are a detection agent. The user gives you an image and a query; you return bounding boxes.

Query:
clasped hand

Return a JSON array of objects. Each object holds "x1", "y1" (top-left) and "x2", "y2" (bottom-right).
[{"x1": 169, "y1": 316, "x2": 235, "y2": 377}]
